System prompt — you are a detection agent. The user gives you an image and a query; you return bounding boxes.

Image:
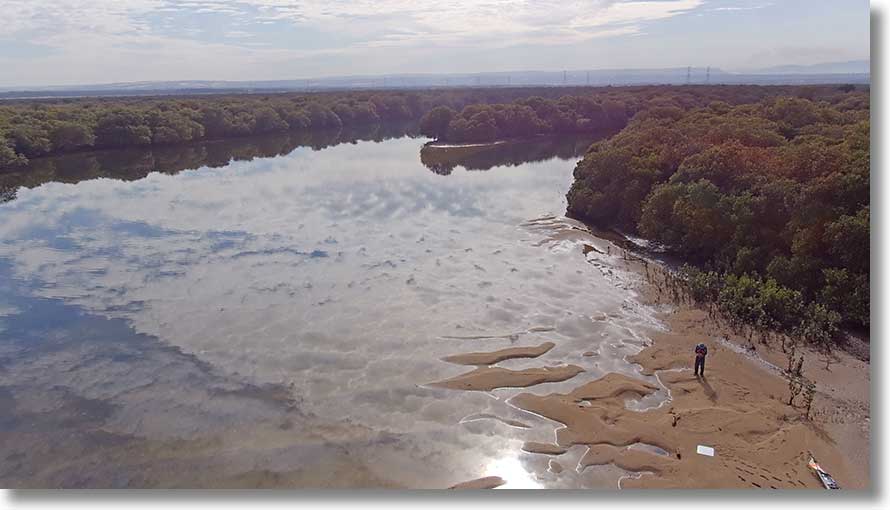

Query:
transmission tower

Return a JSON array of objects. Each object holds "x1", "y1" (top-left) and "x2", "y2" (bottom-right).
[
  {"x1": 706, "y1": 66, "x2": 711, "y2": 84},
  {"x1": 686, "y1": 66, "x2": 691, "y2": 85},
  {"x1": 563, "y1": 70, "x2": 567, "y2": 85},
  {"x1": 586, "y1": 71, "x2": 590, "y2": 86}
]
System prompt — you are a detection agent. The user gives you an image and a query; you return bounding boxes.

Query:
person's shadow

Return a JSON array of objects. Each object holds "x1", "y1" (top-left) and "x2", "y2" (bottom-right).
[{"x1": 697, "y1": 375, "x2": 718, "y2": 402}]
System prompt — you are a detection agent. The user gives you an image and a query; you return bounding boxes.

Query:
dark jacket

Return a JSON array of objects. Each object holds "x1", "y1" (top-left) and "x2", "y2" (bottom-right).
[{"x1": 695, "y1": 343, "x2": 708, "y2": 358}]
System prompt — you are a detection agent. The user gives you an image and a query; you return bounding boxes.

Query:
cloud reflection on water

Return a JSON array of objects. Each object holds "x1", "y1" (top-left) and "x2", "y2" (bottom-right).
[{"x1": 0, "y1": 133, "x2": 662, "y2": 488}]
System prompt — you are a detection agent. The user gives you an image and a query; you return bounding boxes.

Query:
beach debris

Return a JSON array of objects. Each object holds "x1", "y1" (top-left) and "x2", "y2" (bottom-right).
[
  {"x1": 808, "y1": 455, "x2": 840, "y2": 489},
  {"x1": 696, "y1": 445, "x2": 715, "y2": 457}
]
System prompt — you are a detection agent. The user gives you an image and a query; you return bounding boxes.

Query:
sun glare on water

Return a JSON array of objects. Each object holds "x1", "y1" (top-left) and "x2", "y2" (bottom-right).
[{"x1": 485, "y1": 456, "x2": 542, "y2": 489}]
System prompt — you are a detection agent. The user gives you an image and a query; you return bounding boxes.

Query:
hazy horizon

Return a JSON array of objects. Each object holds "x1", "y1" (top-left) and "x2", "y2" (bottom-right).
[{"x1": 0, "y1": 0, "x2": 870, "y2": 88}]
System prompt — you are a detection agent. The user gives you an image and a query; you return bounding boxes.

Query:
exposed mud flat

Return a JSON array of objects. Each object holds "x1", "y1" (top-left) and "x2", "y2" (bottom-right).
[
  {"x1": 522, "y1": 442, "x2": 568, "y2": 455},
  {"x1": 442, "y1": 342, "x2": 555, "y2": 365},
  {"x1": 430, "y1": 364, "x2": 585, "y2": 391},
  {"x1": 508, "y1": 360, "x2": 850, "y2": 488},
  {"x1": 449, "y1": 476, "x2": 507, "y2": 489}
]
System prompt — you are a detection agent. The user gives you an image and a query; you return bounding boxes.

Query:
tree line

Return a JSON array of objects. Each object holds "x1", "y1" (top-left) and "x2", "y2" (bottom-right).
[
  {"x1": 1, "y1": 122, "x2": 416, "y2": 203},
  {"x1": 418, "y1": 97, "x2": 627, "y2": 142},
  {"x1": 0, "y1": 93, "x2": 423, "y2": 169},
  {"x1": 566, "y1": 86, "x2": 869, "y2": 342},
  {"x1": 1, "y1": 85, "x2": 862, "y2": 172},
  {"x1": 420, "y1": 133, "x2": 603, "y2": 175}
]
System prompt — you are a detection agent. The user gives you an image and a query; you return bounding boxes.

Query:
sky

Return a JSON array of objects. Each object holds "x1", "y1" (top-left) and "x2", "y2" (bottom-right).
[{"x1": 0, "y1": 0, "x2": 870, "y2": 87}]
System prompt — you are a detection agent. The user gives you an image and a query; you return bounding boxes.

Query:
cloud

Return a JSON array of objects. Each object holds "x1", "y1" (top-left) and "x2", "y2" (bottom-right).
[
  {"x1": 0, "y1": 0, "x2": 163, "y2": 40},
  {"x1": 0, "y1": 0, "x2": 704, "y2": 85},
  {"x1": 240, "y1": 0, "x2": 705, "y2": 48},
  {"x1": 709, "y1": 3, "x2": 773, "y2": 11}
]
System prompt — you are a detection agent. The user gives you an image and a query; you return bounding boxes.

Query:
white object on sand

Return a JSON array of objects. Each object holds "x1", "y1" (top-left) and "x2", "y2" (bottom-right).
[
  {"x1": 808, "y1": 456, "x2": 840, "y2": 489},
  {"x1": 696, "y1": 445, "x2": 715, "y2": 457}
]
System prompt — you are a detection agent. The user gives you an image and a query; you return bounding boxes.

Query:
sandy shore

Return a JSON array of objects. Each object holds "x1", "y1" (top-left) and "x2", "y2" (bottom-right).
[
  {"x1": 631, "y1": 270, "x2": 870, "y2": 488},
  {"x1": 513, "y1": 266, "x2": 869, "y2": 488},
  {"x1": 441, "y1": 258, "x2": 869, "y2": 489}
]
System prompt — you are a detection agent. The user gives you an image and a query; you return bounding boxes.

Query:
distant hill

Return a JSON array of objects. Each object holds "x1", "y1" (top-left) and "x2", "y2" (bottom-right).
[
  {"x1": 749, "y1": 60, "x2": 870, "y2": 75},
  {"x1": 0, "y1": 64, "x2": 870, "y2": 99}
]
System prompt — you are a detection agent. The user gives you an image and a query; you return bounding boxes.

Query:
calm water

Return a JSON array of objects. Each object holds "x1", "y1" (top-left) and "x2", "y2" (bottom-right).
[{"x1": 0, "y1": 128, "x2": 665, "y2": 488}]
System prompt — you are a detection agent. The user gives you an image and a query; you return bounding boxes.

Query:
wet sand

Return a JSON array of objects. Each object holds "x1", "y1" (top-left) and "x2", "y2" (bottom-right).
[
  {"x1": 442, "y1": 342, "x2": 555, "y2": 365},
  {"x1": 449, "y1": 476, "x2": 507, "y2": 489},
  {"x1": 429, "y1": 364, "x2": 585, "y2": 391},
  {"x1": 522, "y1": 442, "x2": 569, "y2": 455}
]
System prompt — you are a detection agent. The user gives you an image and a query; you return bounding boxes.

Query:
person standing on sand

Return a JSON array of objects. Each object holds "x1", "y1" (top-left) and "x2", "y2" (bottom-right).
[{"x1": 694, "y1": 343, "x2": 708, "y2": 377}]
